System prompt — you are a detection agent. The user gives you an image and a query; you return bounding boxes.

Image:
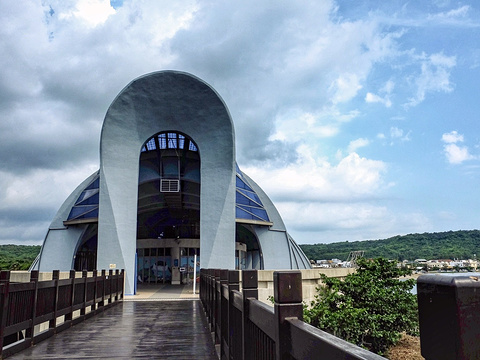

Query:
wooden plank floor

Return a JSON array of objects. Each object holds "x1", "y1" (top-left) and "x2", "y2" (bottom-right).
[{"x1": 8, "y1": 301, "x2": 218, "y2": 360}]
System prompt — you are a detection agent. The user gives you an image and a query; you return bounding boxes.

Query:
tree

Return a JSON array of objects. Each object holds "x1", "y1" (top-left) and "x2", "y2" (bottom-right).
[{"x1": 304, "y1": 257, "x2": 418, "y2": 355}]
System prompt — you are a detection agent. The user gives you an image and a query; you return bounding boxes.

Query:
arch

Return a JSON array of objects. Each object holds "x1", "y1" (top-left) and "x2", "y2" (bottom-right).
[{"x1": 97, "y1": 71, "x2": 236, "y2": 294}]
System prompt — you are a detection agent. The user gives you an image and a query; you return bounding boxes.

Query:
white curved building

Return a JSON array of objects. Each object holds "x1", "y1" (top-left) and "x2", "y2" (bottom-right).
[{"x1": 34, "y1": 71, "x2": 311, "y2": 294}]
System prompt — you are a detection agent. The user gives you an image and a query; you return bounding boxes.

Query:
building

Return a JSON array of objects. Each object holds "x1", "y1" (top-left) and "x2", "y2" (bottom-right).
[{"x1": 33, "y1": 71, "x2": 311, "y2": 294}]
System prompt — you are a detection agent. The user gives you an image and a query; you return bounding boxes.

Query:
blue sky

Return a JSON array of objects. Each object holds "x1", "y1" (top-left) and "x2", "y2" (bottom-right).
[{"x1": 0, "y1": 1, "x2": 479, "y2": 245}]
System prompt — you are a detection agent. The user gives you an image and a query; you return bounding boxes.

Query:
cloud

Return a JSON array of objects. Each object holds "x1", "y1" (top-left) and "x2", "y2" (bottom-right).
[
  {"x1": 58, "y1": 0, "x2": 116, "y2": 27},
  {"x1": 365, "y1": 80, "x2": 394, "y2": 107},
  {"x1": 442, "y1": 130, "x2": 463, "y2": 143},
  {"x1": 441, "y1": 131, "x2": 476, "y2": 164},
  {"x1": 390, "y1": 127, "x2": 411, "y2": 142},
  {"x1": 243, "y1": 149, "x2": 387, "y2": 204},
  {"x1": 348, "y1": 138, "x2": 370, "y2": 153},
  {"x1": 405, "y1": 52, "x2": 456, "y2": 108}
]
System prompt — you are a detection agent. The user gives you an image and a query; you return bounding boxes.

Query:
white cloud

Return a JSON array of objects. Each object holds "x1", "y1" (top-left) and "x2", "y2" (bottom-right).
[
  {"x1": 441, "y1": 131, "x2": 476, "y2": 164},
  {"x1": 406, "y1": 52, "x2": 456, "y2": 108},
  {"x1": 348, "y1": 138, "x2": 370, "y2": 153},
  {"x1": 427, "y1": 5, "x2": 470, "y2": 23},
  {"x1": 442, "y1": 130, "x2": 463, "y2": 143},
  {"x1": 58, "y1": 0, "x2": 116, "y2": 27},
  {"x1": 243, "y1": 150, "x2": 387, "y2": 204},
  {"x1": 330, "y1": 73, "x2": 363, "y2": 104},
  {"x1": 443, "y1": 144, "x2": 474, "y2": 164},
  {"x1": 365, "y1": 80, "x2": 394, "y2": 107}
]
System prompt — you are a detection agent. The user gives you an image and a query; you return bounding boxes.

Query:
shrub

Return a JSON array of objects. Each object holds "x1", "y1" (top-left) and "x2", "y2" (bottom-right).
[{"x1": 304, "y1": 257, "x2": 418, "y2": 355}]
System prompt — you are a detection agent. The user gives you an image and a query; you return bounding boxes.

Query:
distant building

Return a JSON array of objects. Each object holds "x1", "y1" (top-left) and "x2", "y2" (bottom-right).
[{"x1": 32, "y1": 71, "x2": 311, "y2": 294}]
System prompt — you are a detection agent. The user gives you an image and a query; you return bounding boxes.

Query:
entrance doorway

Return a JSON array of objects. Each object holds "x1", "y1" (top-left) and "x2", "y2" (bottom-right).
[
  {"x1": 136, "y1": 131, "x2": 200, "y2": 293},
  {"x1": 136, "y1": 247, "x2": 172, "y2": 284}
]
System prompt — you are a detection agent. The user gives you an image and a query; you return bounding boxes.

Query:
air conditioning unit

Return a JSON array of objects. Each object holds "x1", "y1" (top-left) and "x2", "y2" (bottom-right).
[{"x1": 161, "y1": 179, "x2": 180, "y2": 192}]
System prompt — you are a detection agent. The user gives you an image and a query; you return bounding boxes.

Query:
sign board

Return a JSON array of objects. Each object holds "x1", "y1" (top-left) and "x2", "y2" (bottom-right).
[{"x1": 109, "y1": 264, "x2": 116, "y2": 269}]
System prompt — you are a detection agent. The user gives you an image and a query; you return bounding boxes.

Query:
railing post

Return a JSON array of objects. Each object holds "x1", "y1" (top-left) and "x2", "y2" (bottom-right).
[
  {"x1": 219, "y1": 269, "x2": 229, "y2": 357},
  {"x1": 80, "y1": 270, "x2": 88, "y2": 318},
  {"x1": 100, "y1": 269, "x2": 106, "y2": 308},
  {"x1": 242, "y1": 269, "x2": 258, "y2": 360},
  {"x1": 66, "y1": 269, "x2": 75, "y2": 324},
  {"x1": 91, "y1": 270, "x2": 98, "y2": 312},
  {"x1": 214, "y1": 269, "x2": 223, "y2": 345},
  {"x1": 119, "y1": 269, "x2": 125, "y2": 300},
  {"x1": 114, "y1": 269, "x2": 120, "y2": 301},
  {"x1": 213, "y1": 269, "x2": 220, "y2": 338},
  {"x1": 0, "y1": 271, "x2": 11, "y2": 357},
  {"x1": 25, "y1": 270, "x2": 40, "y2": 346},
  {"x1": 108, "y1": 269, "x2": 113, "y2": 304},
  {"x1": 51, "y1": 270, "x2": 60, "y2": 331},
  {"x1": 228, "y1": 270, "x2": 240, "y2": 360},
  {"x1": 274, "y1": 271, "x2": 303, "y2": 360},
  {"x1": 418, "y1": 274, "x2": 480, "y2": 360},
  {"x1": 208, "y1": 269, "x2": 215, "y2": 330}
]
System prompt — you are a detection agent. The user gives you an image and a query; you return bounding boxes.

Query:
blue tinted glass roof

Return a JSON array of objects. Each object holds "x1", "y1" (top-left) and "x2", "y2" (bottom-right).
[
  {"x1": 235, "y1": 165, "x2": 270, "y2": 223},
  {"x1": 66, "y1": 173, "x2": 100, "y2": 222}
]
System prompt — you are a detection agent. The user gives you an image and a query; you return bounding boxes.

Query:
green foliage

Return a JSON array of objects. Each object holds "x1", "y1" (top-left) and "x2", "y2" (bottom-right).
[
  {"x1": 0, "y1": 245, "x2": 41, "y2": 270},
  {"x1": 300, "y1": 230, "x2": 480, "y2": 261},
  {"x1": 304, "y1": 258, "x2": 418, "y2": 355}
]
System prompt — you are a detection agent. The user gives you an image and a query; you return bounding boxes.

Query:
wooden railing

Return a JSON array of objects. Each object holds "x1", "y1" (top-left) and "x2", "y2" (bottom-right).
[
  {"x1": 200, "y1": 268, "x2": 386, "y2": 360},
  {"x1": 0, "y1": 269, "x2": 124, "y2": 359}
]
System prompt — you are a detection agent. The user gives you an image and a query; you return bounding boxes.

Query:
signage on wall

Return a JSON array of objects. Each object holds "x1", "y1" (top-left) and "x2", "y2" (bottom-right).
[{"x1": 109, "y1": 264, "x2": 116, "y2": 269}]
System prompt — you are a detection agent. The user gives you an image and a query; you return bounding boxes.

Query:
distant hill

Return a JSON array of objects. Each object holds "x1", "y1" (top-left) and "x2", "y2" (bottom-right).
[
  {"x1": 299, "y1": 230, "x2": 480, "y2": 262},
  {"x1": 0, "y1": 245, "x2": 41, "y2": 270}
]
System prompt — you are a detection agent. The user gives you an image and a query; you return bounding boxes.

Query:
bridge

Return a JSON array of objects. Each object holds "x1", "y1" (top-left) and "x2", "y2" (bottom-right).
[{"x1": 0, "y1": 269, "x2": 478, "y2": 359}]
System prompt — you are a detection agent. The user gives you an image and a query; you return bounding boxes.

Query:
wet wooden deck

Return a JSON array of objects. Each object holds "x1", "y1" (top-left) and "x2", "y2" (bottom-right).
[{"x1": 8, "y1": 300, "x2": 218, "y2": 360}]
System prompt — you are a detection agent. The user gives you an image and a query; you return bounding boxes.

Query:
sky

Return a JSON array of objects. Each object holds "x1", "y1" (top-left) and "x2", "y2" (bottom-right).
[{"x1": 1, "y1": 0, "x2": 480, "y2": 246}]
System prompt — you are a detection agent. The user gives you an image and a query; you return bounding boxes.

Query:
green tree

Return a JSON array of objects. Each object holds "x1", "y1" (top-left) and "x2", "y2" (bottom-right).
[{"x1": 304, "y1": 258, "x2": 418, "y2": 355}]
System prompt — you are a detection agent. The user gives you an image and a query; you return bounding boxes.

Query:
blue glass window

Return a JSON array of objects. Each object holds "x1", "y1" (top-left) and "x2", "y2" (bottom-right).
[
  {"x1": 235, "y1": 165, "x2": 270, "y2": 223},
  {"x1": 67, "y1": 173, "x2": 100, "y2": 222}
]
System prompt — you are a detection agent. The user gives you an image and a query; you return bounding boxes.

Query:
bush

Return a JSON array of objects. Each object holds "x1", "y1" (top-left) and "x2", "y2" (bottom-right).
[{"x1": 304, "y1": 258, "x2": 418, "y2": 355}]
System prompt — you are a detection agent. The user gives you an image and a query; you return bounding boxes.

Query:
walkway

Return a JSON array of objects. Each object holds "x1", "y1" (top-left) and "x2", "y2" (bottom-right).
[
  {"x1": 8, "y1": 300, "x2": 217, "y2": 360},
  {"x1": 125, "y1": 283, "x2": 199, "y2": 300}
]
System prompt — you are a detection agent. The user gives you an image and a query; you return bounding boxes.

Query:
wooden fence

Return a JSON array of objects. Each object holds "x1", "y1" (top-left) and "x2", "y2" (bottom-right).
[
  {"x1": 200, "y1": 268, "x2": 386, "y2": 360},
  {"x1": 0, "y1": 269, "x2": 124, "y2": 359}
]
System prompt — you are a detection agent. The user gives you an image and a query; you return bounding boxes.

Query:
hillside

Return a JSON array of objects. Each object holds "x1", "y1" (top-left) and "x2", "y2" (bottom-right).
[
  {"x1": 0, "y1": 245, "x2": 41, "y2": 270},
  {"x1": 299, "y1": 230, "x2": 480, "y2": 262}
]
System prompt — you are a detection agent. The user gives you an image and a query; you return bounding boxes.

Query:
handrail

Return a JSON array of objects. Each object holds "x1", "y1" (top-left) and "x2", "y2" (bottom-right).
[
  {"x1": 0, "y1": 269, "x2": 124, "y2": 359},
  {"x1": 200, "y1": 268, "x2": 386, "y2": 360}
]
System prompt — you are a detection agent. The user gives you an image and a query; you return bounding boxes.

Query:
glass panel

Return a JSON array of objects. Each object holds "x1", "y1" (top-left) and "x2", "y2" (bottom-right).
[
  {"x1": 146, "y1": 138, "x2": 156, "y2": 151},
  {"x1": 236, "y1": 192, "x2": 257, "y2": 206},
  {"x1": 158, "y1": 133, "x2": 167, "y2": 149},
  {"x1": 188, "y1": 141, "x2": 197, "y2": 151},
  {"x1": 236, "y1": 176, "x2": 254, "y2": 192},
  {"x1": 237, "y1": 188, "x2": 262, "y2": 205},
  {"x1": 168, "y1": 133, "x2": 177, "y2": 148}
]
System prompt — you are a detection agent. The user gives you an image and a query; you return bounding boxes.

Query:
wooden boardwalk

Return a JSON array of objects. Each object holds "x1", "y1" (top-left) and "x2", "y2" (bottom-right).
[{"x1": 8, "y1": 300, "x2": 217, "y2": 360}]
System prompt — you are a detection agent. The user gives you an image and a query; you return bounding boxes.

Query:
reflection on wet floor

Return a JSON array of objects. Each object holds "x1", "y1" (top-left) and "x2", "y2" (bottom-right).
[{"x1": 125, "y1": 283, "x2": 199, "y2": 300}]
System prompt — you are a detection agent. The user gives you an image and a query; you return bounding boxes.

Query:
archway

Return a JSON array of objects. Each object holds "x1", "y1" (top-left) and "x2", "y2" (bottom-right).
[
  {"x1": 136, "y1": 131, "x2": 200, "y2": 290},
  {"x1": 235, "y1": 224, "x2": 264, "y2": 270}
]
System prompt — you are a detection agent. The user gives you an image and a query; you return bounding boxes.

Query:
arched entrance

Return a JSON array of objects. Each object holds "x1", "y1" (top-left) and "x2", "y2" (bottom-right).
[
  {"x1": 73, "y1": 224, "x2": 98, "y2": 271},
  {"x1": 136, "y1": 131, "x2": 200, "y2": 288},
  {"x1": 235, "y1": 224, "x2": 264, "y2": 270}
]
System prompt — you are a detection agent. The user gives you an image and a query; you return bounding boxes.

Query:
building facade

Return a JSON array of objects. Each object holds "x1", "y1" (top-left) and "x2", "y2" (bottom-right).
[{"x1": 34, "y1": 71, "x2": 311, "y2": 294}]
